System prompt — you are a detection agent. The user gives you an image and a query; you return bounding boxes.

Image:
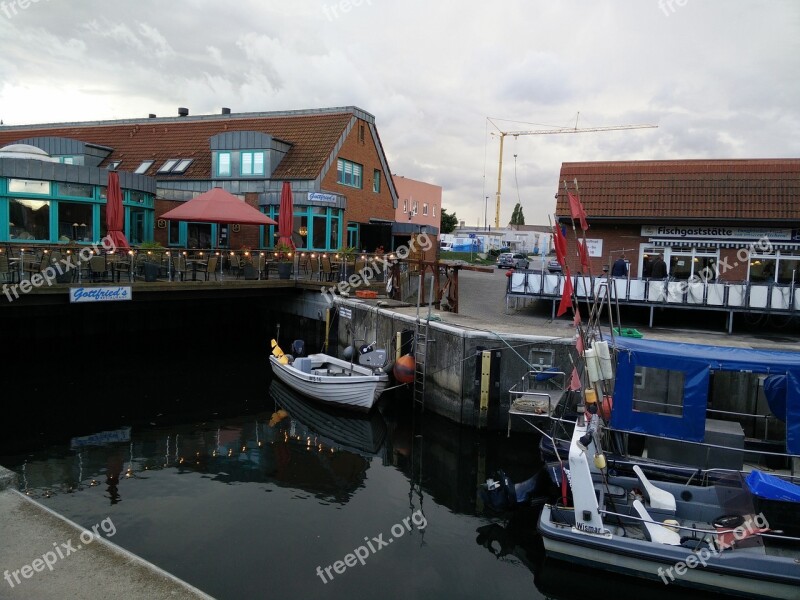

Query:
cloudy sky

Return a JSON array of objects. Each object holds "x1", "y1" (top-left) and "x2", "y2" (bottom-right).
[{"x1": 0, "y1": 0, "x2": 798, "y2": 226}]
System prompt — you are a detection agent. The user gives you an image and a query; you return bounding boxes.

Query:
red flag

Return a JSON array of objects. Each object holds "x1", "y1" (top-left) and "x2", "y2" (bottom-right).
[
  {"x1": 567, "y1": 367, "x2": 581, "y2": 391},
  {"x1": 577, "y1": 240, "x2": 589, "y2": 270},
  {"x1": 575, "y1": 332, "x2": 585, "y2": 355},
  {"x1": 557, "y1": 268, "x2": 574, "y2": 317},
  {"x1": 553, "y1": 224, "x2": 567, "y2": 267},
  {"x1": 568, "y1": 192, "x2": 589, "y2": 231}
]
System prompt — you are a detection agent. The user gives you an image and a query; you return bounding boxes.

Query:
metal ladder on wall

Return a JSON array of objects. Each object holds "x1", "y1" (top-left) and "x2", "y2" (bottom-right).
[{"x1": 413, "y1": 272, "x2": 433, "y2": 410}]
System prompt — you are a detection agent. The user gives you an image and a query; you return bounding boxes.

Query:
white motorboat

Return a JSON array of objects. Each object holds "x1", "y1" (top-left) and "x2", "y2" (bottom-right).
[{"x1": 269, "y1": 340, "x2": 389, "y2": 412}]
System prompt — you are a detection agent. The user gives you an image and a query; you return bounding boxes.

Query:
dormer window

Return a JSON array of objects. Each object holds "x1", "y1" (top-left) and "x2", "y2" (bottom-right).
[
  {"x1": 217, "y1": 152, "x2": 231, "y2": 177},
  {"x1": 240, "y1": 151, "x2": 265, "y2": 176}
]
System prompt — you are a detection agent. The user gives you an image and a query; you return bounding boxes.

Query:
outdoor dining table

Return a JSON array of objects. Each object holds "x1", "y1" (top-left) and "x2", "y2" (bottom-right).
[{"x1": 185, "y1": 258, "x2": 208, "y2": 281}]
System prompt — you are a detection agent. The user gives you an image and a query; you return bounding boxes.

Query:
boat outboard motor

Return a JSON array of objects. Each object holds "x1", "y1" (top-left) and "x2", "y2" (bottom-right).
[
  {"x1": 291, "y1": 340, "x2": 305, "y2": 357},
  {"x1": 358, "y1": 348, "x2": 387, "y2": 369}
]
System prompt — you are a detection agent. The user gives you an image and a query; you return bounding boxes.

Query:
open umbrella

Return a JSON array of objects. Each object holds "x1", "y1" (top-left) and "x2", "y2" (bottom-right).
[
  {"x1": 160, "y1": 187, "x2": 277, "y2": 280},
  {"x1": 278, "y1": 181, "x2": 295, "y2": 249},
  {"x1": 160, "y1": 188, "x2": 276, "y2": 225},
  {"x1": 105, "y1": 171, "x2": 130, "y2": 251}
]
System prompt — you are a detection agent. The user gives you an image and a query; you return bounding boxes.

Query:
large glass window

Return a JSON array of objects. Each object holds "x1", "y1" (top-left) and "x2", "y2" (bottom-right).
[
  {"x1": 312, "y1": 207, "x2": 327, "y2": 250},
  {"x1": 58, "y1": 202, "x2": 93, "y2": 242},
  {"x1": 294, "y1": 214, "x2": 309, "y2": 248},
  {"x1": 329, "y1": 215, "x2": 340, "y2": 250},
  {"x1": 777, "y1": 252, "x2": 800, "y2": 284},
  {"x1": 168, "y1": 221, "x2": 181, "y2": 246},
  {"x1": 8, "y1": 179, "x2": 50, "y2": 195},
  {"x1": 749, "y1": 254, "x2": 777, "y2": 282},
  {"x1": 241, "y1": 151, "x2": 265, "y2": 176},
  {"x1": 667, "y1": 246, "x2": 718, "y2": 280},
  {"x1": 130, "y1": 208, "x2": 146, "y2": 245},
  {"x1": 58, "y1": 183, "x2": 92, "y2": 198},
  {"x1": 9, "y1": 199, "x2": 50, "y2": 240},
  {"x1": 337, "y1": 158, "x2": 362, "y2": 188},
  {"x1": 347, "y1": 222, "x2": 359, "y2": 249},
  {"x1": 187, "y1": 223, "x2": 212, "y2": 248}
]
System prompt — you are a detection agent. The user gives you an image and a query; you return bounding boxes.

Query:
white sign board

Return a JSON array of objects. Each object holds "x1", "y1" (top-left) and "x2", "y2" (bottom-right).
[
  {"x1": 340, "y1": 307, "x2": 352, "y2": 320},
  {"x1": 584, "y1": 238, "x2": 603, "y2": 258},
  {"x1": 308, "y1": 192, "x2": 338, "y2": 203},
  {"x1": 69, "y1": 286, "x2": 132, "y2": 303}
]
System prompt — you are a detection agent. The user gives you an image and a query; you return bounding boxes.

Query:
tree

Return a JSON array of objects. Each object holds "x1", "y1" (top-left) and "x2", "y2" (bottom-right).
[
  {"x1": 440, "y1": 208, "x2": 458, "y2": 234},
  {"x1": 510, "y1": 203, "x2": 525, "y2": 228}
]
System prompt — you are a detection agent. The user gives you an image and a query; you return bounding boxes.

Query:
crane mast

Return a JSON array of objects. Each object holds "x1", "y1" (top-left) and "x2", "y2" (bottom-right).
[{"x1": 488, "y1": 117, "x2": 658, "y2": 228}]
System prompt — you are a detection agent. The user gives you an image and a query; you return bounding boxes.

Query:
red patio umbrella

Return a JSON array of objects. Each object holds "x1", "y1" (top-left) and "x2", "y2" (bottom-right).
[
  {"x1": 278, "y1": 181, "x2": 295, "y2": 249},
  {"x1": 105, "y1": 171, "x2": 130, "y2": 251},
  {"x1": 160, "y1": 187, "x2": 276, "y2": 225}
]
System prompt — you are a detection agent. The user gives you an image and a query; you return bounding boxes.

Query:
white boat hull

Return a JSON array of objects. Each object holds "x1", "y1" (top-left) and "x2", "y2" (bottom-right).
[{"x1": 269, "y1": 354, "x2": 388, "y2": 412}]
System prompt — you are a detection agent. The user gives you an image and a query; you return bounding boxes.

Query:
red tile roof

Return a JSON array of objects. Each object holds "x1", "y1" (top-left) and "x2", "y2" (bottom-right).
[
  {"x1": 0, "y1": 111, "x2": 354, "y2": 180},
  {"x1": 556, "y1": 159, "x2": 800, "y2": 222}
]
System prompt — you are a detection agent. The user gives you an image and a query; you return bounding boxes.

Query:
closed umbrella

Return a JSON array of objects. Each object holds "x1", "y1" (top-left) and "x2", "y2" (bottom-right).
[
  {"x1": 278, "y1": 181, "x2": 295, "y2": 250},
  {"x1": 105, "y1": 171, "x2": 130, "y2": 251}
]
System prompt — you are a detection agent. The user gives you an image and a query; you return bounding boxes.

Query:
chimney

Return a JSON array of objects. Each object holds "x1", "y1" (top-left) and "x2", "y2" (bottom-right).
[
  {"x1": 148, "y1": 113, "x2": 157, "y2": 119},
  {"x1": 178, "y1": 107, "x2": 189, "y2": 117},
  {"x1": 221, "y1": 107, "x2": 231, "y2": 115}
]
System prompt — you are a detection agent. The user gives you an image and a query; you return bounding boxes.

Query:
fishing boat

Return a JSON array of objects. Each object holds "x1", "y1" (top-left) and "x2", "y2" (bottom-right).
[
  {"x1": 538, "y1": 412, "x2": 800, "y2": 599},
  {"x1": 268, "y1": 339, "x2": 389, "y2": 412}
]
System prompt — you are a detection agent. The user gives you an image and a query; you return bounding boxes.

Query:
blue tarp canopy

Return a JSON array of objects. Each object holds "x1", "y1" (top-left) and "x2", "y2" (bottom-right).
[
  {"x1": 746, "y1": 470, "x2": 800, "y2": 502},
  {"x1": 611, "y1": 337, "x2": 800, "y2": 454}
]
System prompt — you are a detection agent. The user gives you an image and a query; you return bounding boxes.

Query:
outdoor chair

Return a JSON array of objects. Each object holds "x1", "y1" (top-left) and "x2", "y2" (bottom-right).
[
  {"x1": 203, "y1": 256, "x2": 219, "y2": 281},
  {"x1": 310, "y1": 256, "x2": 321, "y2": 281},
  {"x1": 0, "y1": 254, "x2": 19, "y2": 283},
  {"x1": 299, "y1": 255, "x2": 311, "y2": 277},
  {"x1": 229, "y1": 254, "x2": 242, "y2": 278},
  {"x1": 321, "y1": 256, "x2": 334, "y2": 282},
  {"x1": 89, "y1": 255, "x2": 109, "y2": 282},
  {"x1": 172, "y1": 255, "x2": 188, "y2": 281}
]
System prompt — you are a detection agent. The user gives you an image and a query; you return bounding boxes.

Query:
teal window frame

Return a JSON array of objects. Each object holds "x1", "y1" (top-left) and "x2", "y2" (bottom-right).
[
  {"x1": 337, "y1": 158, "x2": 363, "y2": 189},
  {"x1": 347, "y1": 222, "x2": 359, "y2": 249},
  {"x1": 373, "y1": 170, "x2": 381, "y2": 193},
  {"x1": 240, "y1": 151, "x2": 265, "y2": 176},
  {"x1": 217, "y1": 152, "x2": 232, "y2": 177}
]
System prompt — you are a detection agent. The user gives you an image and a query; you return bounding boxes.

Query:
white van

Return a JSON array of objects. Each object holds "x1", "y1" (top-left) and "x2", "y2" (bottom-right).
[{"x1": 440, "y1": 242, "x2": 454, "y2": 252}]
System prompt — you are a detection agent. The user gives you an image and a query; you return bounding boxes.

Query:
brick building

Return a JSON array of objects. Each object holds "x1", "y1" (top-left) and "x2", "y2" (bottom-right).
[
  {"x1": 0, "y1": 106, "x2": 398, "y2": 252},
  {"x1": 555, "y1": 159, "x2": 800, "y2": 284},
  {"x1": 391, "y1": 175, "x2": 442, "y2": 248}
]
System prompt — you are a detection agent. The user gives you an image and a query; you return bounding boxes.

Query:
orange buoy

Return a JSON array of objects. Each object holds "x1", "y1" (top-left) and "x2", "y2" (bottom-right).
[
  {"x1": 393, "y1": 353, "x2": 416, "y2": 384},
  {"x1": 600, "y1": 395, "x2": 613, "y2": 422}
]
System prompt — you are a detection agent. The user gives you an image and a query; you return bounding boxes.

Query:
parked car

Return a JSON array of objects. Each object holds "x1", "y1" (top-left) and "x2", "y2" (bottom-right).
[
  {"x1": 497, "y1": 252, "x2": 529, "y2": 269},
  {"x1": 546, "y1": 259, "x2": 562, "y2": 273}
]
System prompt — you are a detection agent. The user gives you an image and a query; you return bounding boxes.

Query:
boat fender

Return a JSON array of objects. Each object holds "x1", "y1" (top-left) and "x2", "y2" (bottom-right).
[
  {"x1": 271, "y1": 339, "x2": 285, "y2": 358},
  {"x1": 386, "y1": 277, "x2": 393, "y2": 294}
]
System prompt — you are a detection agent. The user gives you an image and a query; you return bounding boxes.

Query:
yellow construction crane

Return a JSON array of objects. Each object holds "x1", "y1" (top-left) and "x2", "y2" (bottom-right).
[{"x1": 487, "y1": 116, "x2": 658, "y2": 228}]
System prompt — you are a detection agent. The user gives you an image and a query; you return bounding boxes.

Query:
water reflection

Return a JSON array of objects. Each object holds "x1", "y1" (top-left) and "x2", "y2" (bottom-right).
[{"x1": 12, "y1": 390, "x2": 391, "y2": 507}]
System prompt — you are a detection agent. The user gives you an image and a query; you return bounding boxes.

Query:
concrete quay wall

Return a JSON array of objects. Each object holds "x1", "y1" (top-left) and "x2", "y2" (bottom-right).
[{"x1": 335, "y1": 298, "x2": 574, "y2": 429}]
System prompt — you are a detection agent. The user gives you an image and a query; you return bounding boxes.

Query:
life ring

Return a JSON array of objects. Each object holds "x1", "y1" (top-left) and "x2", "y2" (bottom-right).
[{"x1": 386, "y1": 277, "x2": 393, "y2": 294}]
